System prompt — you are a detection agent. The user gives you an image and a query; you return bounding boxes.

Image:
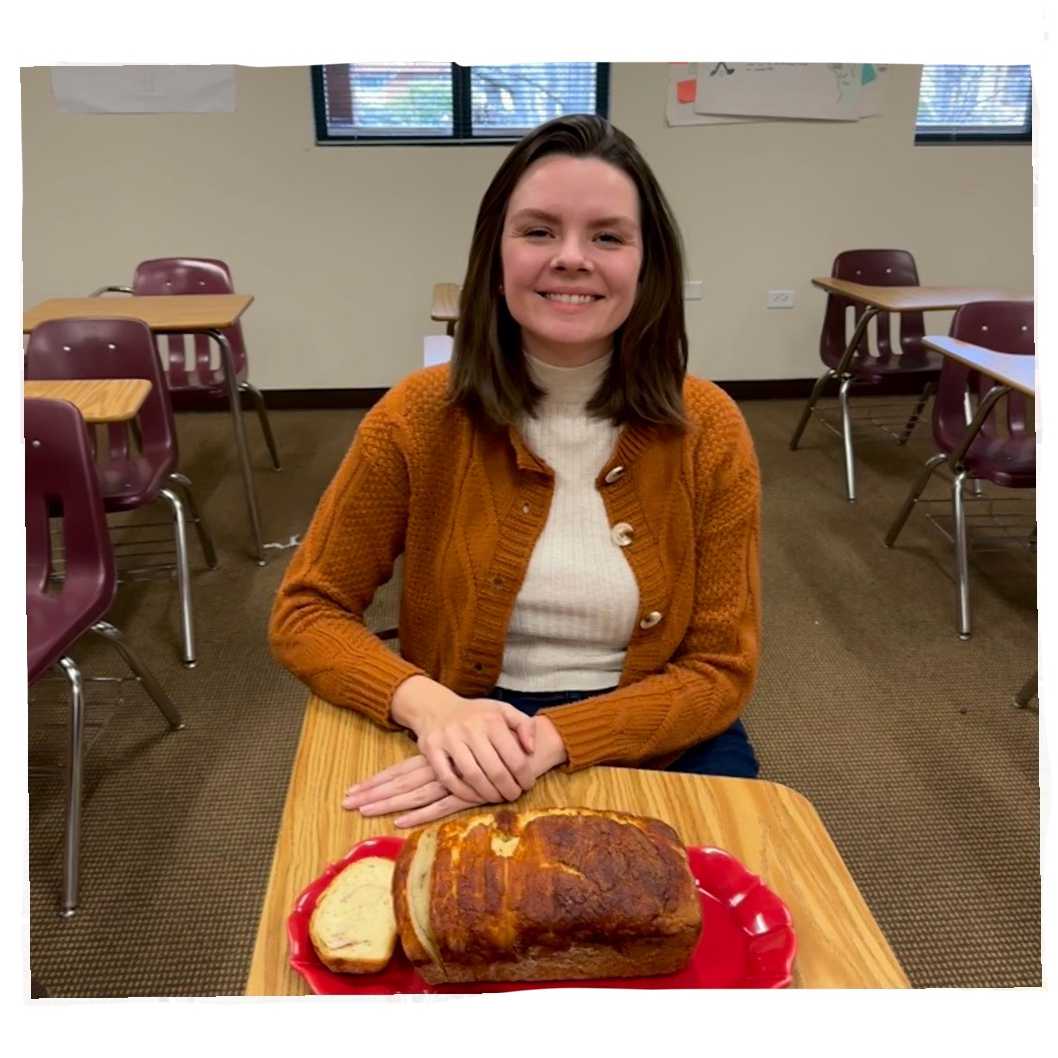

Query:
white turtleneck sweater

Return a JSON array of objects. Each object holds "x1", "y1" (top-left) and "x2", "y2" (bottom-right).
[{"x1": 498, "y1": 351, "x2": 641, "y2": 691}]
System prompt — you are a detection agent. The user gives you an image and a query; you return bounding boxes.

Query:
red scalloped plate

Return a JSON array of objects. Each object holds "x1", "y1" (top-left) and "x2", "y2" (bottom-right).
[{"x1": 288, "y1": 835, "x2": 796, "y2": 993}]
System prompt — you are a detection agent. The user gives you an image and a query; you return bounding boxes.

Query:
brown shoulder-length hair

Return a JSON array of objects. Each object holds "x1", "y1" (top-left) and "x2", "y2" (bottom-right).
[{"x1": 447, "y1": 114, "x2": 688, "y2": 430}]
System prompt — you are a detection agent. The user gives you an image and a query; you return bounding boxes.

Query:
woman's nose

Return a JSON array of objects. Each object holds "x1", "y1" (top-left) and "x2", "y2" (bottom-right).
[{"x1": 550, "y1": 235, "x2": 593, "y2": 272}]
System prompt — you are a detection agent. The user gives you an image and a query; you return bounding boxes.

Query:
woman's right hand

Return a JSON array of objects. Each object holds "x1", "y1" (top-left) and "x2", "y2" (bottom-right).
[{"x1": 390, "y1": 676, "x2": 536, "y2": 804}]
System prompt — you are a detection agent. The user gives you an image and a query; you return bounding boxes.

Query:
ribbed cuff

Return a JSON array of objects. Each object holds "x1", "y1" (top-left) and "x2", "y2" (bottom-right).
[
  {"x1": 279, "y1": 622, "x2": 425, "y2": 730},
  {"x1": 540, "y1": 698, "x2": 624, "y2": 771}
]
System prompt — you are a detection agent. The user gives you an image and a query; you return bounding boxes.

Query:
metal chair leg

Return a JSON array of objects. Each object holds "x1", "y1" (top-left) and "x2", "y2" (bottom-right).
[
  {"x1": 239, "y1": 381, "x2": 281, "y2": 471},
  {"x1": 56, "y1": 656, "x2": 85, "y2": 919},
  {"x1": 885, "y1": 452, "x2": 948, "y2": 547},
  {"x1": 952, "y1": 468, "x2": 972, "y2": 639},
  {"x1": 897, "y1": 380, "x2": 935, "y2": 445},
  {"x1": 167, "y1": 472, "x2": 218, "y2": 570},
  {"x1": 1014, "y1": 670, "x2": 1038, "y2": 708},
  {"x1": 90, "y1": 621, "x2": 185, "y2": 730},
  {"x1": 790, "y1": 369, "x2": 835, "y2": 450},
  {"x1": 159, "y1": 487, "x2": 197, "y2": 667},
  {"x1": 838, "y1": 377, "x2": 857, "y2": 502}
]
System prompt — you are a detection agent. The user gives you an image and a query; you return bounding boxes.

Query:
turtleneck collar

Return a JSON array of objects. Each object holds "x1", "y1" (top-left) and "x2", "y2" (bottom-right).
[{"x1": 524, "y1": 349, "x2": 613, "y2": 409}]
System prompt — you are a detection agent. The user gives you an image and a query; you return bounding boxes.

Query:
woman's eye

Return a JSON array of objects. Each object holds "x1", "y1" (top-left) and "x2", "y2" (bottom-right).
[
  {"x1": 525, "y1": 228, "x2": 552, "y2": 238},
  {"x1": 596, "y1": 232, "x2": 623, "y2": 244}
]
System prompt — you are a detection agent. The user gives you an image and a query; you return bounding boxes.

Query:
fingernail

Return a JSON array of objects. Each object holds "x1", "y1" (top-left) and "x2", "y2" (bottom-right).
[{"x1": 346, "y1": 784, "x2": 360, "y2": 794}]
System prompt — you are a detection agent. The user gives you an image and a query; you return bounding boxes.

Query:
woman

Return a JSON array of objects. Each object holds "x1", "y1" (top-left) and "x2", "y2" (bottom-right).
[{"x1": 269, "y1": 114, "x2": 761, "y2": 829}]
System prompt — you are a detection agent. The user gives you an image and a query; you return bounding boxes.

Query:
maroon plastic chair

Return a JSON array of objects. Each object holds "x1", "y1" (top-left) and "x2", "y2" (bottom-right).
[
  {"x1": 26, "y1": 397, "x2": 184, "y2": 917},
  {"x1": 885, "y1": 301, "x2": 1035, "y2": 638},
  {"x1": 24, "y1": 317, "x2": 218, "y2": 667},
  {"x1": 790, "y1": 249, "x2": 944, "y2": 501},
  {"x1": 93, "y1": 257, "x2": 280, "y2": 470}
]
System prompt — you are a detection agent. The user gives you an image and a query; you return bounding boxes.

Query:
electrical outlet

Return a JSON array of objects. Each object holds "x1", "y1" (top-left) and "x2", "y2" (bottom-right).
[
  {"x1": 683, "y1": 281, "x2": 704, "y2": 301},
  {"x1": 767, "y1": 289, "x2": 795, "y2": 309}
]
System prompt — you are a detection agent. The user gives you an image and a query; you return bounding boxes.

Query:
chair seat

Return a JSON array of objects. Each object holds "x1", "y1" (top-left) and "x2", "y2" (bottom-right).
[
  {"x1": 829, "y1": 350, "x2": 945, "y2": 382},
  {"x1": 28, "y1": 585, "x2": 110, "y2": 684},
  {"x1": 97, "y1": 454, "x2": 174, "y2": 511},
  {"x1": 961, "y1": 432, "x2": 1036, "y2": 488}
]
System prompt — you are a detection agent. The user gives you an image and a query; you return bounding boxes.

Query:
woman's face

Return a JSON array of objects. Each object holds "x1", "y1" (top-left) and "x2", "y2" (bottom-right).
[{"x1": 499, "y1": 154, "x2": 643, "y2": 368}]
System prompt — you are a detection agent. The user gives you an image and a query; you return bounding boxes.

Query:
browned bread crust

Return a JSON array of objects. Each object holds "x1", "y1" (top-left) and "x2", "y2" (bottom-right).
[{"x1": 392, "y1": 807, "x2": 701, "y2": 984}]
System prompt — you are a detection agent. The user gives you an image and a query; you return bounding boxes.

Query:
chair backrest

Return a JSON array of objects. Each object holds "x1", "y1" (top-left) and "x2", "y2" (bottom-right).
[
  {"x1": 132, "y1": 257, "x2": 248, "y2": 386},
  {"x1": 820, "y1": 249, "x2": 926, "y2": 369},
  {"x1": 25, "y1": 397, "x2": 115, "y2": 613},
  {"x1": 932, "y1": 300, "x2": 1035, "y2": 451},
  {"x1": 24, "y1": 317, "x2": 178, "y2": 469}
]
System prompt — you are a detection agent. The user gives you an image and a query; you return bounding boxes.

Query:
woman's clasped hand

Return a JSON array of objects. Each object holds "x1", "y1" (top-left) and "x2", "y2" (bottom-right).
[{"x1": 342, "y1": 675, "x2": 569, "y2": 826}]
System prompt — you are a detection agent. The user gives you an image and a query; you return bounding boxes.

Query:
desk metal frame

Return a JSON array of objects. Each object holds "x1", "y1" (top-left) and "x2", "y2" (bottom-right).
[{"x1": 885, "y1": 335, "x2": 1035, "y2": 640}]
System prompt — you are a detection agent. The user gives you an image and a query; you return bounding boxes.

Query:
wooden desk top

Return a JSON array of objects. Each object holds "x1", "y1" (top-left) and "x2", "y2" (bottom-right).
[
  {"x1": 245, "y1": 695, "x2": 910, "y2": 993},
  {"x1": 923, "y1": 336, "x2": 1035, "y2": 397},
  {"x1": 23, "y1": 378, "x2": 152, "y2": 423},
  {"x1": 23, "y1": 294, "x2": 254, "y2": 333},
  {"x1": 431, "y1": 283, "x2": 461, "y2": 322},
  {"x1": 812, "y1": 277, "x2": 1032, "y2": 313}
]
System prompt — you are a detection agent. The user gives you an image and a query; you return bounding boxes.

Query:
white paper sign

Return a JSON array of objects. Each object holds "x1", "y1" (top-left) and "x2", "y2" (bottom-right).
[
  {"x1": 666, "y1": 63, "x2": 771, "y2": 127},
  {"x1": 694, "y1": 63, "x2": 862, "y2": 121},
  {"x1": 51, "y1": 66, "x2": 236, "y2": 113}
]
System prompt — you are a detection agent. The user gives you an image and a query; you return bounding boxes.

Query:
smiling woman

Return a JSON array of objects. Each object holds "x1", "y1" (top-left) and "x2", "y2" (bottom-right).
[
  {"x1": 500, "y1": 156, "x2": 642, "y2": 368},
  {"x1": 269, "y1": 115, "x2": 762, "y2": 830}
]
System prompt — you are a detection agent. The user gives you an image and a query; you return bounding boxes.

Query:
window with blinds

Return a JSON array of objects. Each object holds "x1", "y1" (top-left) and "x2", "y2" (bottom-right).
[
  {"x1": 915, "y1": 65, "x2": 1031, "y2": 143},
  {"x1": 312, "y1": 63, "x2": 609, "y2": 144}
]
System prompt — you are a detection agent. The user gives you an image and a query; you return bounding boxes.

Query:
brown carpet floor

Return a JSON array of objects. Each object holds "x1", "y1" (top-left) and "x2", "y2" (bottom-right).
[{"x1": 28, "y1": 394, "x2": 1039, "y2": 995}]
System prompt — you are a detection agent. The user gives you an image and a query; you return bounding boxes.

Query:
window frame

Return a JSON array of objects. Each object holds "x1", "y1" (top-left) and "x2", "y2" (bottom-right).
[
  {"x1": 311, "y1": 63, "x2": 610, "y2": 147},
  {"x1": 914, "y1": 64, "x2": 1032, "y2": 146}
]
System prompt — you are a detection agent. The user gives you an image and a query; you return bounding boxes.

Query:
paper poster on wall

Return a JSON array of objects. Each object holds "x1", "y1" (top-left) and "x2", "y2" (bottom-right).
[
  {"x1": 857, "y1": 63, "x2": 890, "y2": 118},
  {"x1": 666, "y1": 63, "x2": 771, "y2": 126},
  {"x1": 51, "y1": 66, "x2": 236, "y2": 113},
  {"x1": 693, "y1": 63, "x2": 862, "y2": 121}
]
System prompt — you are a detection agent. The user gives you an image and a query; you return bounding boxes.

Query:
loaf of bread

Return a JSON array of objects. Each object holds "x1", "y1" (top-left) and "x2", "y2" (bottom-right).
[
  {"x1": 391, "y1": 807, "x2": 702, "y2": 984},
  {"x1": 309, "y1": 856, "x2": 398, "y2": 973}
]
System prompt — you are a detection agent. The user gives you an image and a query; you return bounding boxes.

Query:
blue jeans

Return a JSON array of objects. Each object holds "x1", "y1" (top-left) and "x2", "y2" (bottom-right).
[{"x1": 488, "y1": 686, "x2": 759, "y2": 779}]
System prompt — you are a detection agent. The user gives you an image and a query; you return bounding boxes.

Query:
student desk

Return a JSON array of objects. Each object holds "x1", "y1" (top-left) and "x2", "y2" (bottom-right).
[
  {"x1": 244, "y1": 695, "x2": 911, "y2": 992},
  {"x1": 920, "y1": 335, "x2": 1034, "y2": 399},
  {"x1": 23, "y1": 295, "x2": 271, "y2": 563},
  {"x1": 431, "y1": 283, "x2": 460, "y2": 336},
  {"x1": 887, "y1": 334, "x2": 1036, "y2": 641},
  {"x1": 796, "y1": 279, "x2": 1031, "y2": 501},
  {"x1": 23, "y1": 378, "x2": 152, "y2": 423}
]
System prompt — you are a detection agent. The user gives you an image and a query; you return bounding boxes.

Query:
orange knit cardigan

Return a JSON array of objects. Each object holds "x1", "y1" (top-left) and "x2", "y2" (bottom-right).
[{"x1": 269, "y1": 365, "x2": 761, "y2": 772}]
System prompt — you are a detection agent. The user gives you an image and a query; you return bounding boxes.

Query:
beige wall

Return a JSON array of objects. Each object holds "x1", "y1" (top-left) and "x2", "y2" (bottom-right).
[{"x1": 21, "y1": 63, "x2": 1032, "y2": 389}]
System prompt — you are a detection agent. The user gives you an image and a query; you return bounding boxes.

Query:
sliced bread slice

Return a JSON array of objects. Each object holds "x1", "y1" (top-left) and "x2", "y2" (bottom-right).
[{"x1": 309, "y1": 856, "x2": 397, "y2": 974}]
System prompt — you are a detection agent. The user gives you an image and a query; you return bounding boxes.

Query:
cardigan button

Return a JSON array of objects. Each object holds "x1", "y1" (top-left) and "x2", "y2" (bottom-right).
[
  {"x1": 610, "y1": 522, "x2": 634, "y2": 547},
  {"x1": 603, "y1": 465, "x2": 625, "y2": 485},
  {"x1": 639, "y1": 610, "x2": 663, "y2": 630}
]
